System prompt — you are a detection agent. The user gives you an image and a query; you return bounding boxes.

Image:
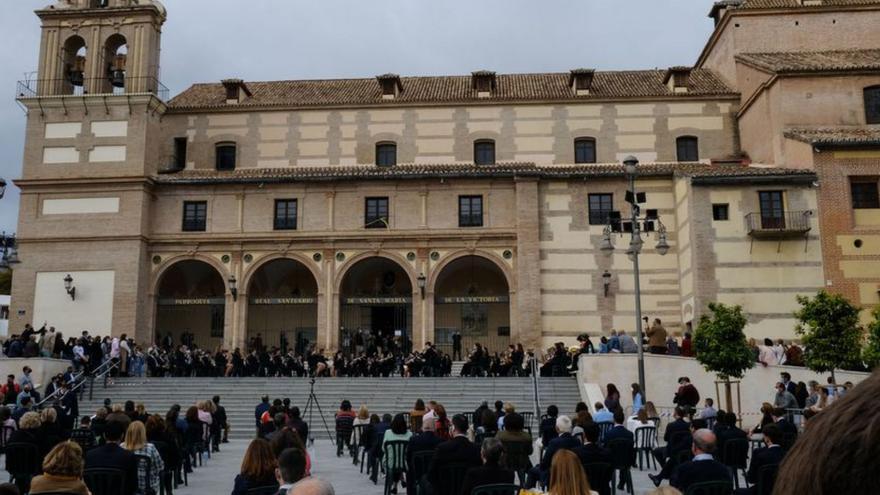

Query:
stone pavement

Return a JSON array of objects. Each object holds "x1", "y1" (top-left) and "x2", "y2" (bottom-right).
[{"x1": 173, "y1": 438, "x2": 700, "y2": 495}]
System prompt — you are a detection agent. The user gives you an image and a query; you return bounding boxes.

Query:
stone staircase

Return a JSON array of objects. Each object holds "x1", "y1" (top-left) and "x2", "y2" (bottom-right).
[{"x1": 80, "y1": 376, "x2": 582, "y2": 440}]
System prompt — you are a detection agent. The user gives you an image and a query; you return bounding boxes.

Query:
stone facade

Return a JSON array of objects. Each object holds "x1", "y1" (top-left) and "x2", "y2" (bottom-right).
[{"x1": 10, "y1": 0, "x2": 855, "y2": 352}]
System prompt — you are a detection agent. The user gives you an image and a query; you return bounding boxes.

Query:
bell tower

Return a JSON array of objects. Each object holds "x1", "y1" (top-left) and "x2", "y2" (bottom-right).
[{"x1": 34, "y1": 0, "x2": 166, "y2": 96}]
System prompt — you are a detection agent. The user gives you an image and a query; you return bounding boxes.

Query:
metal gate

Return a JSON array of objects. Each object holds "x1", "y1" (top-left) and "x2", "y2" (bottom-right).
[
  {"x1": 247, "y1": 297, "x2": 318, "y2": 352},
  {"x1": 339, "y1": 296, "x2": 412, "y2": 355},
  {"x1": 434, "y1": 296, "x2": 510, "y2": 356},
  {"x1": 155, "y1": 297, "x2": 225, "y2": 350}
]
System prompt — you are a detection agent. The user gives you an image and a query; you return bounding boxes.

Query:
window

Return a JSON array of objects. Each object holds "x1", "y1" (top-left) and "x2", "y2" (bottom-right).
[
  {"x1": 274, "y1": 199, "x2": 298, "y2": 230},
  {"x1": 182, "y1": 201, "x2": 207, "y2": 232},
  {"x1": 676, "y1": 136, "x2": 699, "y2": 162},
  {"x1": 712, "y1": 203, "x2": 729, "y2": 221},
  {"x1": 365, "y1": 197, "x2": 389, "y2": 229},
  {"x1": 376, "y1": 142, "x2": 397, "y2": 167},
  {"x1": 758, "y1": 191, "x2": 785, "y2": 229},
  {"x1": 474, "y1": 140, "x2": 496, "y2": 165},
  {"x1": 173, "y1": 137, "x2": 187, "y2": 169},
  {"x1": 588, "y1": 193, "x2": 614, "y2": 225},
  {"x1": 459, "y1": 195, "x2": 484, "y2": 227},
  {"x1": 865, "y1": 86, "x2": 880, "y2": 124},
  {"x1": 215, "y1": 143, "x2": 236, "y2": 171},
  {"x1": 574, "y1": 138, "x2": 597, "y2": 164},
  {"x1": 851, "y1": 181, "x2": 880, "y2": 209}
]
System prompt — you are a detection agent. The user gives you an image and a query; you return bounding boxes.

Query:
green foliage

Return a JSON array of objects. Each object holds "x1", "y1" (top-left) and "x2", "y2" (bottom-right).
[
  {"x1": 863, "y1": 306, "x2": 880, "y2": 370},
  {"x1": 794, "y1": 290, "x2": 863, "y2": 374},
  {"x1": 0, "y1": 270, "x2": 10, "y2": 295},
  {"x1": 693, "y1": 302, "x2": 754, "y2": 380}
]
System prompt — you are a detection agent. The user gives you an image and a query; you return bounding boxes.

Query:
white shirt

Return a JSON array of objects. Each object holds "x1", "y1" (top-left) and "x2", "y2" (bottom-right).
[
  {"x1": 110, "y1": 338, "x2": 120, "y2": 358},
  {"x1": 73, "y1": 345, "x2": 85, "y2": 360}
]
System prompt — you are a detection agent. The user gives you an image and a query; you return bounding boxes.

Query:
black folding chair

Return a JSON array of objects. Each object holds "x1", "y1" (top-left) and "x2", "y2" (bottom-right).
[
  {"x1": 0, "y1": 425, "x2": 16, "y2": 454},
  {"x1": 582, "y1": 462, "x2": 614, "y2": 495},
  {"x1": 5, "y1": 442, "x2": 41, "y2": 494},
  {"x1": 596, "y1": 421, "x2": 614, "y2": 444},
  {"x1": 201, "y1": 422, "x2": 212, "y2": 460},
  {"x1": 755, "y1": 463, "x2": 780, "y2": 495},
  {"x1": 84, "y1": 467, "x2": 127, "y2": 495},
  {"x1": 353, "y1": 424, "x2": 369, "y2": 466},
  {"x1": 520, "y1": 412, "x2": 535, "y2": 436},
  {"x1": 382, "y1": 440, "x2": 409, "y2": 495},
  {"x1": 721, "y1": 438, "x2": 749, "y2": 489},
  {"x1": 606, "y1": 438, "x2": 635, "y2": 495},
  {"x1": 684, "y1": 480, "x2": 734, "y2": 495},
  {"x1": 408, "y1": 450, "x2": 434, "y2": 495},
  {"x1": 247, "y1": 485, "x2": 280, "y2": 495},
  {"x1": 435, "y1": 462, "x2": 469, "y2": 495},
  {"x1": 134, "y1": 453, "x2": 156, "y2": 495},
  {"x1": 471, "y1": 483, "x2": 520, "y2": 495},
  {"x1": 634, "y1": 426, "x2": 657, "y2": 470},
  {"x1": 501, "y1": 440, "x2": 532, "y2": 485}
]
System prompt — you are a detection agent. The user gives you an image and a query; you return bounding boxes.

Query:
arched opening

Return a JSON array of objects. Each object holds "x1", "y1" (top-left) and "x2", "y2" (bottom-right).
[
  {"x1": 246, "y1": 259, "x2": 318, "y2": 355},
  {"x1": 339, "y1": 257, "x2": 413, "y2": 356},
  {"x1": 62, "y1": 36, "x2": 87, "y2": 95},
  {"x1": 155, "y1": 260, "x2": 226, "y2": 351},
  {"x1": 103, "y1": 34, "x2": 128, "y2": 93},
  {"x1": 434, "y1": 256, "x2": 510, "y2": 356}
]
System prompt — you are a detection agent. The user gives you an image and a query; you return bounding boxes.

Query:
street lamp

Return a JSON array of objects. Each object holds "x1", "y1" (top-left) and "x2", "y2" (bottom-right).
[
  {"x1": 417, "y1": 273, "x2": 427, "y2": 299},
  {"x1": 597, "y1": 156, "x2": 670, "y2": 401},
  {"x1": 228, "y1": 275, "x2": 238, "y2": 301},
  {"x1": 0, "y1": 233, "x2": 20, "y2": 270},
  {"x1": 602, "y1": 270, "x2": 612, "y2": 297},
  {"x1": 63, "y1": 274, "x2": 76, "y2": 301},
  {"x1": 0, "y1": 178, "x2": 6, "y2": 200}
]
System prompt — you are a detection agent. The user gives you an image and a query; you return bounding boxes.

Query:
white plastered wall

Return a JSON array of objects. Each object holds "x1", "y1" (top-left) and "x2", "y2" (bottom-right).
[{"x1": 33, "y1": 271, "x2": 115, "y2": 335}]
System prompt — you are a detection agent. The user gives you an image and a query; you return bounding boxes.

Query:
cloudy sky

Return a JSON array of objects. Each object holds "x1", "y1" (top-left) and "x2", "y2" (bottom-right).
[{"x1": 0, "y1": 0, "x2": 718, "y2": 233}]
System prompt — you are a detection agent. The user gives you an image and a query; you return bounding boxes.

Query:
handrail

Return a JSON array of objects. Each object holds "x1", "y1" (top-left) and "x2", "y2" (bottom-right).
[
  {"x1": 531, "y1": 358, "x2": 542, "y2": 428},
  {"x1": 35, "y1": 359, "x2": 119, "y2": 409},
  {"x1": 34, "y1": 367, "x2": 87, "y2": 409}
]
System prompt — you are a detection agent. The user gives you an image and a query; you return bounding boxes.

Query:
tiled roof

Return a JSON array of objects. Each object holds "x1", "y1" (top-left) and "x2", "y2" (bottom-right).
[
  {"x1": 735, "y1": 50, "x2": 880, "y2": 73},
  {"x1": 739, "y1": 0, "x2": 880, "y2": 8},
  {"x1": 784, "y1": 126, "x2": 880, "y2": 146},
  {"x1": 152, "y1": 162, "x2": 814, "y2": 185},
  {"x1": 167, "y1": 70, "x2": 736, "y2": 110}
]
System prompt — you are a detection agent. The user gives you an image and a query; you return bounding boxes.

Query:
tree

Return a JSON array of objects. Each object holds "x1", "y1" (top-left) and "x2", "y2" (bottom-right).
[
  {"x1": 794, "y1": 290, "x2": 863, "y2": 383},
  {"x1": 863, "y1": 306, "x2": 880, "y2": 370},
  {"x1": 693, "y1": 302, "x2": 754, "y2": 412}
]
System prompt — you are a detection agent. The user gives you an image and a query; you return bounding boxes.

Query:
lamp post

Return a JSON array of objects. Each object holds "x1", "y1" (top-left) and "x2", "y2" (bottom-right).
[
  {"x1": 0, "y1": 178, "x2": 7, "y2": 200},
  {"x1": 417, "y1": 273, "x2": 427, "y2": 299},
  {"x1": 228, "y1": 275, "x2": 238, "y2": 301},
  {"x1": 598, "y1": 156, "x2": 669, "y2": 401},
  {"x1": 63, "y1": 274, "x2": 76, "y2": 300},
  {"x1": 0, "y1": 233, "x2": 20, "y2": 271}
]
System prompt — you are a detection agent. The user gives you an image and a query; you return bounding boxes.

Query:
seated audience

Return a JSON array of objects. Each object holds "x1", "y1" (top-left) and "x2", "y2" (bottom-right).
[
  {"x1": 121, "y1": 420, "x2": 165, "y2": 495},
  {"x1": 85, "y1": 415, "x2": 138, "y2": 495},
  {"x1": 527, "y1": 415, "x2": 580, "y2": 488},
  {"x1": 669, "y1": 429, "x2": 730, "y2": 493},
  {"x1": 548, "y1": 448, "x2": 598, "y2": 495},
  {"x1": 738, "y1": 423, "x2": 785, "y2": 495},
  {"x1": 275, "y1": 447, "x2": 307, "y2": 495},
  {"x1": 425, "y1": 414, "x2": 480, "y2": 494}
]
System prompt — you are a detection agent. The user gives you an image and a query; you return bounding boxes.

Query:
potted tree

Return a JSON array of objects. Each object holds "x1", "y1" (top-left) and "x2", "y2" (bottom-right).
[{"x1": 693, "y1": 302, "x2": 754, "y2": 413}]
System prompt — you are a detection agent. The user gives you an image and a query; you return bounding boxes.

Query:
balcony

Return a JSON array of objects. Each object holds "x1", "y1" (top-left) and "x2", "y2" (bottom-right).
[
  {"x1": 16, "y1": 76, "x2": 169, "y2": 101},
  {"x1": 745, "y1": 210, "x2": 812, "y2": 239}
]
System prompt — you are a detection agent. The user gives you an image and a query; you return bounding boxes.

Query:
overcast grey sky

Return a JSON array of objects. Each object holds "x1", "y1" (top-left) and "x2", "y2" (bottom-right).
[{"x1": 0, "y1": 0, "x2": 718, "y2": 233}]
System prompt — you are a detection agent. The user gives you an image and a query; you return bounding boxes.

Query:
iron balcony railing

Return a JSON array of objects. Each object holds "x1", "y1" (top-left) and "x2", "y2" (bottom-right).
[
  {"x1": 17, "y1": 76, "x2": 169, "y2": 101},
  {"x1": 745, "y1": 210, "x2": 812, "y2": 238}
]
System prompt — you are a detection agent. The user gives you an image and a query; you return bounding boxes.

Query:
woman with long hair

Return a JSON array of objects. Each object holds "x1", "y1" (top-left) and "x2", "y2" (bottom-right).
[
  {"x1": 232, "y1": 438, "x2": 278, "y2": 495},
  {"x1": 29, "y1": 441, "x2": 90, "y2": 495},
  {"x1": 631, "y1": 383, "x2": 643, "y2": 415},
  {"x1": 122, "y1": 420, "x2": 165, "y2": 495},
  {"x1": 409, "y1": 399, "x2": 426, "y2": 432},
  {"x1": 434, "y1": 404, "x2": 452, "y2": 440},
  {"x1": 548, "y1": 449, "x2": 598, "y2": 495},
  {"x1": 604, "y1": 383, "x2": 621, "y2": 413}
]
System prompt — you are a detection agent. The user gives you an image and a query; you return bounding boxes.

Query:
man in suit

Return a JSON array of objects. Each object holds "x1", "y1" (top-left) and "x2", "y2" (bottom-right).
[
  {"x1": 574, "y1": 423, "x2": 613, "y2": 495},
  {"x1": 460, "y1": 437, "x2": 515, "y2": 495},
  {"x1": 539, "y1": 404, "x2": 559, "y2": 447},
  {"x1": 714, "y1": 411, "x2": 747, "y2": 455},
  {"x1": 212, "y1": 395, "x2": 229, "y2": 443},
  {"x1": 85, "y1": 415, "x2": 138, "y2": 495},
  {"x1": 653, "y1": 407, "x2": 690, "y2": 467},
  {"x1": 670, "y1": 428, "x2": 731, "y2": 493},
  {"x1": 738, "y1": 424, "x2": 785, "y2": 495},
  {"x1": 650, "y1": 418, "x2": 707, "y2": 487},
  {"x1": 407, "y1": 417, "x2": 443, "y2": 495},
  {"x1": 526, "y1": 415, "x2": 580, "y2": 488},
  {"x1": 424, "y1": 414, "x2": 481, "y2": 494},
  {"x1": 772, "y1": 407, "x2": 798, "y2": 451},
  {"x1": 604, "y1": 409, "x2": 634, "y2": 445}
]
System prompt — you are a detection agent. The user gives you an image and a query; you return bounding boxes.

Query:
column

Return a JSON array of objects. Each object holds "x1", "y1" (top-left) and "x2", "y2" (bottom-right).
[{"x1": 515, "y1": 178, "x2": 541, "y2": 350}]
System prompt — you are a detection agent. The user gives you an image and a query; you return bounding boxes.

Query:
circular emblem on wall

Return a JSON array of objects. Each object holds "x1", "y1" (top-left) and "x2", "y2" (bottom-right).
[
  {"x1": 430, "y1": 251, "x2": 440, "y2": 261},
  {"x1": 243, "y1": 254, "x2": 253, "y2": 263},
  {"x1": 313, "y1": 253, "x2": 323, "y2": 262},
  {"x1": 151, "y1": 255, "x2": 161, "y2": 265},
  {"x1": 854, "y1": 239, "x2": 863, "y2": 248},
  {"x1": 406, "y1": 252, "x2": 416, "y2": 261},
  {"x1": 503, "y1": 250, "x2": 513, "y2": 259},
  {"x1": 221, "y1": 255, "x2": 231, "y2": 263},
  {"x1": 336, "y1": 252, "x2": 346, "y2": 262}
]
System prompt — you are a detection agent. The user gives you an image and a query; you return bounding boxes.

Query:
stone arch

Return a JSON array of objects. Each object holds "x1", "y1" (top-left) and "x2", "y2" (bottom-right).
[
  {"x1": 427, "y1": 250, "x2": 514, "y2": 295},
  {"x1": 61, "y1": 35, "x2": 88, "y2": 93},
  {"x1": 241, "y1": 253, "x2": 323, "y2": 298},
  {"x1": 150, "y1": 254, "x2": 230, "y2": 296},
  {"x1": 102, "y1": 33, "x2": 128, "y2": 92},
  {"x1": 333, "y1": 251, "x2": 418, "y2": 295}
]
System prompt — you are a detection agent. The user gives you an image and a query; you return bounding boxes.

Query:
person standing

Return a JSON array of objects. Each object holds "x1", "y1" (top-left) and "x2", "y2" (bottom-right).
[
  {"x1": 647, "y1": 318, "x2": 668, "y2": 354},
  {"x1": 452, "y1": 331, "x2": 462, "y2": 361}
]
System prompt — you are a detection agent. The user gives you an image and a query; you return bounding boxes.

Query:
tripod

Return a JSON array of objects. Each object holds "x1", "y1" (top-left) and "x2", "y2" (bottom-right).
[{"x1": 302, "y1": 378, "x2": 334, "y2": 446}]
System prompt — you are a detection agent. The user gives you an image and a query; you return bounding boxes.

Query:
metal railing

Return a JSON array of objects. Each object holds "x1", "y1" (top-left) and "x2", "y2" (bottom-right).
[
  {"x1": 745, "y1": 211, "x2": 812, "y2": 237},
  {"x1": 35, "y1": 359, "x2": 119, "y2": 409},
  {"x1": 531, "y1": 358, "x2": 542, "y2": 427},
  {"x1": 16, "y1": 76, "x2": 169, "y2": 101}
]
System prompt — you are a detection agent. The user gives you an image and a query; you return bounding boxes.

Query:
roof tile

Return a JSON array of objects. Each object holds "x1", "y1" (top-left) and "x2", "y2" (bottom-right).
[
  {"x1": 736, "y1": 49, "x2": 880, "y2": 73},
  {"x1": 784, "y1": 126, "x2": 880, "y2": 146}
]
